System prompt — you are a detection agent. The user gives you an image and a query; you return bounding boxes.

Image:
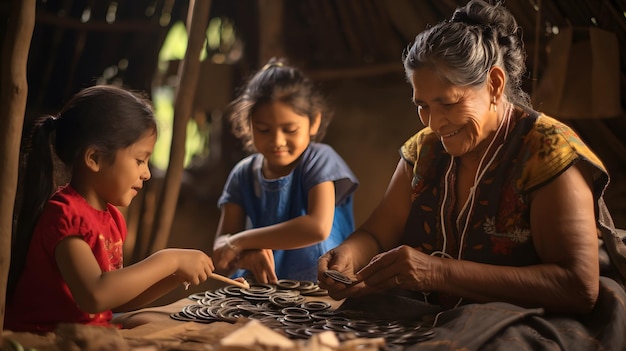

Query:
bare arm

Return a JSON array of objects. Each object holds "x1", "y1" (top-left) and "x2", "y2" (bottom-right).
[
  {"x1": 213, "y1": 207, "x2": 278, "y2": 282},
  {"x1": 213, "y1": 181, "x2": 336, "y2": 277},
  {"x1": 112, "y1": 274, "x2": 180, "y2": 312},
  {"x1": 437, "y1": 162, "x2": 598, "y2": 312},
  {"x1": 56, "y1": 242, "x2": 214, "y2": 314},
  {"x1": 347, "y1": 159, "x2": 414, "y2": 268},
  {"x1": 221, "y1": 181, "x2": 336, "y2": 250},
  {"x1": 215, "y1": 202, "x2": 247, "y2": 241},
  {"x1": 318, "y1": 159, "x2": 414, "y2": 298},
  {"x1": 358, "y1": 162, "x2": 599, "y2": 313},
  {"x1": 361, "y1": 160, "x2": 414, "y2": 247}
]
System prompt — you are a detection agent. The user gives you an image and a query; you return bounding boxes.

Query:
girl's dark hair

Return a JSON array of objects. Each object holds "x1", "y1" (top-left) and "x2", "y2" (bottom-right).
[
  {"x1": 402, "y1": 0, "x2": 531, "y2": 109},
  {"x1": 7, "y1": 85, "x2": 156, "y2": 301},
  {"x1": 227, "y1": 57, "x2": 332, "y2": 153}
]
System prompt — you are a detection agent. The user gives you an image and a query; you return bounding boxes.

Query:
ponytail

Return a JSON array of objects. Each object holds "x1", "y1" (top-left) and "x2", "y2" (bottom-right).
[{"x1": 7, "y1": 115, "x2": 57, "y2": 301}]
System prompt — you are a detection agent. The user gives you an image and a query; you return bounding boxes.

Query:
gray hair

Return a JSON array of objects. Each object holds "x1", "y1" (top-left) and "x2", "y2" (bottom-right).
[{"x1": 403, "y1": 0, "x2": 531, "y2": 109}]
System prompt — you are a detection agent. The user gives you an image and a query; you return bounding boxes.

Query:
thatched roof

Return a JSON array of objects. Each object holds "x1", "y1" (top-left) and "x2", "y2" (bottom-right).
[
  {"x1": 1, "y1": 0, "x2": 625, "y2": 201},
  {"x1": 1, "y1": 0, "x2": 623, "y2": 106}
]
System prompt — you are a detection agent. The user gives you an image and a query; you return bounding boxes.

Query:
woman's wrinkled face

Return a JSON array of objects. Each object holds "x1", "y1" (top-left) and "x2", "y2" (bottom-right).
[{"x1": 411, "y1": 67, "x2": 497, "y2": 158}]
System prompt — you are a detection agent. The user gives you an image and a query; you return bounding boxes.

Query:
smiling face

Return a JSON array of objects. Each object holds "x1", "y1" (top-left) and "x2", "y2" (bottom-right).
[
  {"x1": 251, "y1": 101, "x2": 320, "y2": 179},
  {"x1": 411, "y1": 67, "x2": 501, "y2": 159},
  {"x1": 84, "y1": 131, "x2": 156, "y2": 210}
]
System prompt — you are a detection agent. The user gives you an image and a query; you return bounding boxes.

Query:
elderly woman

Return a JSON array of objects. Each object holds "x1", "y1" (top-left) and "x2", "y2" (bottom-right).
[{"x1": 318, "y1": 0, "x2": 626, "y2": 349}]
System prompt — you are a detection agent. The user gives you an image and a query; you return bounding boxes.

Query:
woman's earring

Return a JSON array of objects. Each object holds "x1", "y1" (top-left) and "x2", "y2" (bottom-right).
[{"x1": 491, "y1": 96, "x2": 497, "y2": 113}]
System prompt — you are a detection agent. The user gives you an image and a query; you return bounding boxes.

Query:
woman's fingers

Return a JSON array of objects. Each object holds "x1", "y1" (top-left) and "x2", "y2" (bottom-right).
[{"x1": 356, "y1": 246, "x2": 412, "y2": 288}]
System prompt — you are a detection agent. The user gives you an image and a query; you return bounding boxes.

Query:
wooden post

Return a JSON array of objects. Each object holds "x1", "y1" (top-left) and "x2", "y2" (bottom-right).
[
  {"x1": 0, "y1": 0, "x2": 36, "y2": 335},
  {"x1": 148, "y1": 0, "x2": 212, "y2": 253},
  {"x1": 257, "y1": 0, "x2": 285, "y2": 64}
]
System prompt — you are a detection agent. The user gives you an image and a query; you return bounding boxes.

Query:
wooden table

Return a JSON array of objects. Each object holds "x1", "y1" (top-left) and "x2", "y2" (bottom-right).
[
  {"x1": 112, "y1": 284, "x2": 344, "y2": 345},
  {"x1": 1, "y1": 283, "x2": 344, "y2": 350}
]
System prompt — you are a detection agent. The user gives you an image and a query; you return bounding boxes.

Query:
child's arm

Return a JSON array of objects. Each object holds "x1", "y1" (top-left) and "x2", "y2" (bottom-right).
[
  {"x1": 111, "y1": 274, "x2": 180, "y2": 312},
  {"x1": 55, "y1": 237, "x2": 214, "y2": 314},
  {"x1": 221, "y1": 181, "x2": 336, "y2": 251},
  {"x1": 214, "y1": 207, "x2": 277, "y2": 282},
  {"x1": 213, "y1": 202, "x2": 246, "y2": 272}
]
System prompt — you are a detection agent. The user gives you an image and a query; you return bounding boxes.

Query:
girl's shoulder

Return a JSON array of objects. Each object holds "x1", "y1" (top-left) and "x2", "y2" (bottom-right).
[
  {"x1": 300, "y1": 143, "x2": 352, "y2": 170},
  {"x1": 302, "y1": 142, "x2": 345, "y2": 160},
  {"x1": 228, "y1": 153, "x2": 263, "y2": 174},
  {"x1": 299, "y1": 143, "x2": 358, "y2": 204},
  {"x1": 302, "y1": 142, "x2": 331, "y2": 153},
  {"x1": 42, "y1": 185, "x2": 124, "y2": 235},
  {"x1": 46, "y1": 185, "x2": 89, "y2": 216}
]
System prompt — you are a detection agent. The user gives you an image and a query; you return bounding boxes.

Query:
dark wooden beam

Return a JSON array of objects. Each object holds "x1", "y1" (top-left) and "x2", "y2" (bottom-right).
[
  {"x1": 148, "y1": 0, "x2": 212, "y2": 254},
  {"x1": 0, "y1": 0, "x2": 35, "y2": 335}
]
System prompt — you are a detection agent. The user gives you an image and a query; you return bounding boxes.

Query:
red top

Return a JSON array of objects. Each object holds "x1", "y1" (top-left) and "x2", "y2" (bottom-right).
[{"x1": 5, "y1": 185, "x2": 126, "y2": 332}]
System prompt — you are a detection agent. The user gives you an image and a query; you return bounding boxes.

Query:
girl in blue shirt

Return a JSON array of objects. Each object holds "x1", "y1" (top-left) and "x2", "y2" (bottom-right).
[{"x1": 213, "y1": 58, "x2": 358, "y2": 283}]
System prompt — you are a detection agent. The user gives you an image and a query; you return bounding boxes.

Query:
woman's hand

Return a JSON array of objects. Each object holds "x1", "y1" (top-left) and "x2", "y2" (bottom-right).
[
  {"x1": 317, "y1": 159, "x2": 416, "y2": 300},
  {"x1": 356, "y1": 245, "x2": 437, "y2": 293},
  {"x1": 238, "y1": 249, "x2": 277, "y2": 284},
  {"x1": 317, "y1": 245, "x2": 370, "y2": 300}
]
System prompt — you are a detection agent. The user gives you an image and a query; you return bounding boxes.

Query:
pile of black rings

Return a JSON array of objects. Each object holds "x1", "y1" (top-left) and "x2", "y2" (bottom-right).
[{"x1": 171, "y1": 279, "x2": 435, "y2": 349}]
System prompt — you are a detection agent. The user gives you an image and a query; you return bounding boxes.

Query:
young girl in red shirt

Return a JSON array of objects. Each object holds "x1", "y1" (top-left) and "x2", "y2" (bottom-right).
[{"x1": 5, "y1": 85, "x2": 214, "y2": 333}]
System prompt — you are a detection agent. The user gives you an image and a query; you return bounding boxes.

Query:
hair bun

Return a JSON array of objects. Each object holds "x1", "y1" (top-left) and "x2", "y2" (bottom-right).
[{"x1": 451, "y1": 9, "x2": 485, "y2": 27}]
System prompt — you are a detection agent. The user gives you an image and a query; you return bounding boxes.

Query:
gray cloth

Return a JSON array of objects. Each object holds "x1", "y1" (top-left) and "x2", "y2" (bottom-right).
[
  {"x1": 598, "y1": 198, "x2": 626, "y2": 280},
  {"x1": 340, "y1": 276, "x2": 626, "y2": 350},
  {"x1": 408, "y1": 277, "x2": 626, "y2": 351}
]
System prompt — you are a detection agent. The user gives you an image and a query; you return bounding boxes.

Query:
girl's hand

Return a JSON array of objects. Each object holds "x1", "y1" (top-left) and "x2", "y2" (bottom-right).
[
  {"x1": 356, "y1": 245, "x2": 436, "y2": 292},
  {"x1": 213, "y1": 235, "x2": 240, "y2": 271},
  {"x1": 238, "y1": 249, "x2": 277, "y2": 284},
  {"x1": 171, "y1": 249, "x2": 215, "y2": 286}
]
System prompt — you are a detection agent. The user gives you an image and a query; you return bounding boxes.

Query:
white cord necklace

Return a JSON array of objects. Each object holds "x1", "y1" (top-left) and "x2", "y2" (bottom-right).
[
  {"x1": 455, "y1": 105, "x2": 512, "y2": 258},
  {"x1": 427, "y1": 104, "x2": 513, "y2": 308}
]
